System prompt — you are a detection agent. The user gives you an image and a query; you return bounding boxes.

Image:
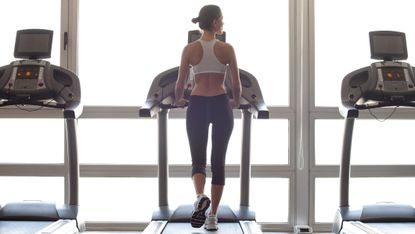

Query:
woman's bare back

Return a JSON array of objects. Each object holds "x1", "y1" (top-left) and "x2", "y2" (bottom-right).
[{"x1": 186, "y1": 40, "x2": 230, "y2": 96}]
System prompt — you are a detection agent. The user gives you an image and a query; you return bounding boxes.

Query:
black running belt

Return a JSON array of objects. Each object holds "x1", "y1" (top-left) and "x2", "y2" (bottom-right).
[
  {"x1": 0, "y1": 220, "x2": 54, "y2": 234},
  {"x1": 0, "y1": 202, "x2": 59, "y2": 221},
  {"x1": 170, "y1": 204, "x2": 238, "y2": 222},
  {"x1": 161, "y1": 222, "x2": 244, "y2": 234}
]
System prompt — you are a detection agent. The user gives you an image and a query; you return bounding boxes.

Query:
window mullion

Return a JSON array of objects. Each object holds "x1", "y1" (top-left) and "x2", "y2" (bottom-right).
[{"x1": 293, "y1": 0, "x2": 312, "y2": 228}]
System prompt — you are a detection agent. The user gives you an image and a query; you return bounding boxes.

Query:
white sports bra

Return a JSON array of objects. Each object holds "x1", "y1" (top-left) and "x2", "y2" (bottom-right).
[{"x1": 192, "y1": 39, "x2": 227, "y2": 75}]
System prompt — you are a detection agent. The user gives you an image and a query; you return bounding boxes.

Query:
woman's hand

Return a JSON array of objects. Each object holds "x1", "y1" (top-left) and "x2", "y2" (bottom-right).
[
  {"x1": 229, "y1": 99, "x2": 240, "y2": 109},
  {"x1": 174, "y1": 98, "x2": 188, "y2": 107}
]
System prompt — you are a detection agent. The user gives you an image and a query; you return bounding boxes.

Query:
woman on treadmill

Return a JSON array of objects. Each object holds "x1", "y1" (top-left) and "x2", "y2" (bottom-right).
[{"x1": 174, "y1": 4, "x2": 241, "y2": 231}]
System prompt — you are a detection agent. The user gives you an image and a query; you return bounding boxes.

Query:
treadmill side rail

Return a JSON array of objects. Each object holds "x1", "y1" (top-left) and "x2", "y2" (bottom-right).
[
  {"x1": 35, "y1": 219, "x2": 79, "y2": 234},
  {"x1": 341, "y1": 221, "x2": 383, "y2": 234},
  {"x1": 142, "y1": 220, "x2": 168, "y2": 234},
  {"x1": 240, "y1": 220, "x2": 263, "y2": 234}
]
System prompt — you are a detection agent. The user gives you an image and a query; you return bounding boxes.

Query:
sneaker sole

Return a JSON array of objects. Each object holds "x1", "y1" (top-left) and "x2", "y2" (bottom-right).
[
  {"x1": 204, "y1": 225, "x2": 219, "y2": 231},
  {"x1": 190, "y1": 197, "x2": 211, "y2": 228}
]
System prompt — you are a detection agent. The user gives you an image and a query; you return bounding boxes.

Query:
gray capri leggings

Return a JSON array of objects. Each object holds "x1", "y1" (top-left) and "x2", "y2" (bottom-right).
[{"x1": 186, "y1": 94, "x2": 234, "y2": 185}]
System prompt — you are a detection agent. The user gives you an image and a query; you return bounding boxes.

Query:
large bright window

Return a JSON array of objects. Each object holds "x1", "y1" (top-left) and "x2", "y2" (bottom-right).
[{"x1": 78, "y1": 0, "x2": 288, "y2": 106}]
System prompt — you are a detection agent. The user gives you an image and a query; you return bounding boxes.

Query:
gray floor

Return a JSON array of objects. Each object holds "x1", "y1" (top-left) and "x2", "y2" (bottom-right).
[
  {"x1": 82, "y1": 232, "x2": 327, "y2": 234},
  {"x1": 83, "y1": 232, "x2": 330, "y2": 234}
]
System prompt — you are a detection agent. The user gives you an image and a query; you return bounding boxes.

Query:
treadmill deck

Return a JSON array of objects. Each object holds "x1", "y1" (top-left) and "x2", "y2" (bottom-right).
[{"x1": 161, "y1": 222, "x2": 244, "y2": 234}]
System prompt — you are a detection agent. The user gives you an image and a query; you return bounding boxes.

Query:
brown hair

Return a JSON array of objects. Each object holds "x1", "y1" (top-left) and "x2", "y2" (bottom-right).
[{"x1": 191, "y1": 5, "x2": 222, "y2": 31}]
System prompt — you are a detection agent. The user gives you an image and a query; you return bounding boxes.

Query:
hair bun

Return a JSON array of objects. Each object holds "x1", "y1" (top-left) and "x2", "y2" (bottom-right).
[{"x1": 191, "y1": 17, "x2": 199, "y2": 24}]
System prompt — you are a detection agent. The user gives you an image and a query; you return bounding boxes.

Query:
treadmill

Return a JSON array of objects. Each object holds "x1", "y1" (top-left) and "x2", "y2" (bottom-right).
[
  {"x1": 139, "y1": 31, "x2": 267, "y2": 234},
  {"x1": 0, "y1": 29, "x2": 81, "y2": 234},
  {"x1": 333, "y1": 31, "x2": 415, "y2": 233}
]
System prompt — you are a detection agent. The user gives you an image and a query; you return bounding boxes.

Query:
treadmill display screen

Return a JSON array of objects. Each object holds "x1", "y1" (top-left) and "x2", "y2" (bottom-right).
[
  {"x1": 370, "y1": 31, "x2": 407, "y2": 61},
  {"x1": 14, "y1": 29, "x2": 53, "y2": 59}
]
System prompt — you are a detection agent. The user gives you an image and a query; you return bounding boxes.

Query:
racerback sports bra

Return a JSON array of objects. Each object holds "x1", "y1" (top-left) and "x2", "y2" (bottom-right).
[{"x1": 192, "y1": 39, "x2": 227, "y2": 75}]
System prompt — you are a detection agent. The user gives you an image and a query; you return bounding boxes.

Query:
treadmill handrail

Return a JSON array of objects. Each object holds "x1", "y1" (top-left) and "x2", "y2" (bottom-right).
[
  {"x1": 139, "y1": 67, "x2": 269, "y2": 119},
  {"x1": 0, "y1": 100, "x2": 67, "y2": 109},
  {"x1": 139, "y1": 99, "x2": 160, "y2": 117},
  {"x1": 355, "y1": 101, "x2": 415, "y2": 109}
]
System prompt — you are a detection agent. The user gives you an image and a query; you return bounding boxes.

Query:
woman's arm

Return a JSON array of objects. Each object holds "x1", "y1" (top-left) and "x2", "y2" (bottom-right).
[
  {"x1": 175, "y1": 46, "x2": 190, "y2": 106},
  {"x1": 227, "y1": 44, "x2": 241, "y2": 108}
]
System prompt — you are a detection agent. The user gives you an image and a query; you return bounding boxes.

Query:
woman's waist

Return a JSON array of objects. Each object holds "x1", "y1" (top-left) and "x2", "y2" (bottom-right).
[
  {"x1": 188, "y1": 93, "x2": 229, "y2": 103},
  {"x1": 190, "y1": 87, "x2": 226, "y2": 97}
]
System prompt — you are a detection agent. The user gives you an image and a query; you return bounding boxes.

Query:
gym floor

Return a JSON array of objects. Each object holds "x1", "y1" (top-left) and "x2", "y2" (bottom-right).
[
  {"x1": 82, "y1": 232, "x2": 301, "y2": 234},
  {"x1": 82, "y1": 232, "x2": 330, "y2": 234}
]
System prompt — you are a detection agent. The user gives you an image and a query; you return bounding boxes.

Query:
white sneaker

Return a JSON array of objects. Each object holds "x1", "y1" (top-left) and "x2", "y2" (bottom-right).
[
  {"x1": 190, "y1": 195, "x2": 211, "y2": 228},
  {"x1": 204, "y1": 214, "x2": 218, "y2": 231}
]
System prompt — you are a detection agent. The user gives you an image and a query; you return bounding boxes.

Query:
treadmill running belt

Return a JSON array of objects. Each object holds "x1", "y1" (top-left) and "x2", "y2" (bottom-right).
[
  {"x1": 161, "y1": 222, "x2": 244, "y2": 234},
  {"x1": 0, "y1": 220, "x2": 53, "y2": 234},
  {"x1": 366, "y1": 222, "x2": 415, "y2": 234}
]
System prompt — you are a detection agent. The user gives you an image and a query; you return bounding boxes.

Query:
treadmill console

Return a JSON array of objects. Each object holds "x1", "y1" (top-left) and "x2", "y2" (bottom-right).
[
  {"x1": 0, "y1": 29, "x2": 81, "y2": 110},
  {"x1": 341, "y1": 31, "x2": 415, "y2": 111},
  {"x1": 0, "y1": 60, "x2": 81, "y2": 110},
  {"x1": 372, "y1": 61, "x2": 415, "y2": 93},
  {"x1": 7, "y1": 60, "x2": 47, "y2": 91}
]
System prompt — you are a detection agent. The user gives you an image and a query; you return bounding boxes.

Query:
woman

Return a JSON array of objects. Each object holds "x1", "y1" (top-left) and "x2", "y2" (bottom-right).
[{"x1": 174, "y1": 4, "x2": 242, "y2": 231}]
